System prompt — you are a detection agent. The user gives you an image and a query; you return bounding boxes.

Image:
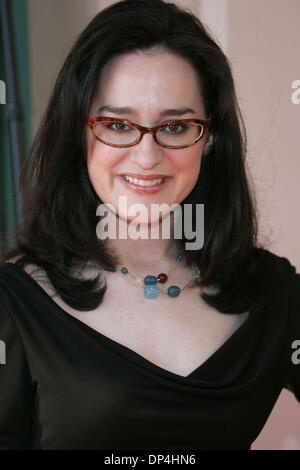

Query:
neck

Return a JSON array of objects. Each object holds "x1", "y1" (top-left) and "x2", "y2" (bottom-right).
[{"x1": 104, "y1": 211, "x2": 182, "y2": 274}]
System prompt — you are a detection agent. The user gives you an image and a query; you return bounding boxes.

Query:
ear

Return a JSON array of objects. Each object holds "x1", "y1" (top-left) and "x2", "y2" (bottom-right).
[{"x1": 203, "y1": 133, "x2": 213, "y2": 155}]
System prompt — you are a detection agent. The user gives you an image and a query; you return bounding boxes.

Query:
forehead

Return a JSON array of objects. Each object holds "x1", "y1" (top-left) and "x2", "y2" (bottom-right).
[{"x1": 91, "y1": 49, "x2": 204, "y2": 116}]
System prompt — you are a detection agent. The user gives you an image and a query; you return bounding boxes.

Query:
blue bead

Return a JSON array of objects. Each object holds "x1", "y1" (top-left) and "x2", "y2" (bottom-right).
[
  {"x1": 144, "y1": 285, "x2": 160, "y2": 298},
  {"x1": 177, "y1": 253, "x2": 183, "y2": 261},
  {"x1": 144, "y1": 275, "x2": 157, "y2": 285},
  {"x1": 121, "y1": 267, "x2": 128, "y2": 274},
  {"x1": 168, "y1": 285, "x2": 180, "y2": 297}
]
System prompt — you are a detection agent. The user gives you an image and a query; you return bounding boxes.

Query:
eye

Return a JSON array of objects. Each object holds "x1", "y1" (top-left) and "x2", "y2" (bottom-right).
[
  {"x1": 110, "y1": 122, "x2": 128, "y2": 132},
  {"x1": 161, "y1": 122, "x2": 188, "y2": 134},
  {"x1": 103, "y1": 121, "x2": 134, "y2": 132}
]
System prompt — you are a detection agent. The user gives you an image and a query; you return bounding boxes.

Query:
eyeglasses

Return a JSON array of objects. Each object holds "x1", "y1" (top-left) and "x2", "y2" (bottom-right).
[{"x1": 87, "y1": 116, "x2": 211, "y2": 149}]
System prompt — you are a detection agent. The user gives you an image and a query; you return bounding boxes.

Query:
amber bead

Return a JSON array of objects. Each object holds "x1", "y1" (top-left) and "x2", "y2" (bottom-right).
[{"x1": 157, "y1": 273, "x2": 168, "y2": 283}]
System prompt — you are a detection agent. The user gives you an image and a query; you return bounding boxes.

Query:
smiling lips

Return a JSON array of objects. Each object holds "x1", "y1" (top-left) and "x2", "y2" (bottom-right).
[
  {"x1": 118, "y1": 172, "x2": 172, "y2": 188},
  {"x1": 118, "y1": 174, "x2": 171, "y2": 193},
  {"x1": 119, "y1": 173, "x2": 171, "y2": 179}
]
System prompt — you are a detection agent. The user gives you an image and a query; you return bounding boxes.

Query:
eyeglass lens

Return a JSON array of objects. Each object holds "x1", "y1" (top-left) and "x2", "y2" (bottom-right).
[{"x1": 93, "y1": 120, "x2": 204, "y2": 147}]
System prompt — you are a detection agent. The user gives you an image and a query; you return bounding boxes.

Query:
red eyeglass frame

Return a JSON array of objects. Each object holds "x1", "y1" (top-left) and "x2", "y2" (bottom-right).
[{"x1": 87, "y1": 116, "x2": 212, "y2": 149}]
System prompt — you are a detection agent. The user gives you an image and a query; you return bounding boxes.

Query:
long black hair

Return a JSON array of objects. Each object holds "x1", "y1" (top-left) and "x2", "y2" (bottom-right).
[{"x1": 2, "y1": 0, "x2": 275, "y2": 313}]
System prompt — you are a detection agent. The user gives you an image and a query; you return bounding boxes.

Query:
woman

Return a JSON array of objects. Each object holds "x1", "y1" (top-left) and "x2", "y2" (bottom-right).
[{"x1": 0, "y1": 0, "x2": 299, "y2": 450}]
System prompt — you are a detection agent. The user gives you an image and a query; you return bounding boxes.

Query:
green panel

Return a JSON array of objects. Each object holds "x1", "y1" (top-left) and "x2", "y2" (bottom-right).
[
  {"x1": 11, "y1": 0, "x2": 31, "y2": 153},
  {"x1": 0, "y1": 0, "x2": 31, "y2": 252}
]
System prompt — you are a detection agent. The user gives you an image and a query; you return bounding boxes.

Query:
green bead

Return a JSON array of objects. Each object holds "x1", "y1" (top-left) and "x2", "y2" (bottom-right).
[
  {"x1": 144, "y1": 275, "x2": 157, "y2": 285},
  {"x1": 168, "y1": 285, "x2": 180, "y2": 297}
]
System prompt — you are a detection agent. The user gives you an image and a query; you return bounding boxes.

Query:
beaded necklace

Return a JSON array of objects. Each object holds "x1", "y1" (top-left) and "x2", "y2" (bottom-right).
[{"x1": 94, "y1": 252, "x2": 201, "y2": 299}]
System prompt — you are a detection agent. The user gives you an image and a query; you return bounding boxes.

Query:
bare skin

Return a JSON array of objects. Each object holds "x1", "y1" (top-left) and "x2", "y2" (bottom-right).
[{"x1": 18, "y1": 261, "x2": 249, "y2": 378}]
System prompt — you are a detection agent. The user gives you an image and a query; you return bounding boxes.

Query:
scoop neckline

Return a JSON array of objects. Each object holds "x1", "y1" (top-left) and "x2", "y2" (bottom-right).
[{"x1": 2, "y1": 261, "x2": 258, "y2": 386}]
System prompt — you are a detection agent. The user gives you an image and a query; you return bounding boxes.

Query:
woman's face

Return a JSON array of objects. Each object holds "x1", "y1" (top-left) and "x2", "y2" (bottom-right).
[{"x1": 86, "y1": 48, "x2": 211, "y2": 225}]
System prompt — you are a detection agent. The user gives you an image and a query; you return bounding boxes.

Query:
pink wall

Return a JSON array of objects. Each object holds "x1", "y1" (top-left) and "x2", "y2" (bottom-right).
[{"x1": 198, "y1": 0, "x2": 300, "y2": 449}]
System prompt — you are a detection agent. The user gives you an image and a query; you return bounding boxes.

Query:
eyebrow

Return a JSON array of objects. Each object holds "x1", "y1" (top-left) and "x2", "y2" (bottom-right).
[{"x1": 96, "y1": 105, "x2": 196, "y2": 117}]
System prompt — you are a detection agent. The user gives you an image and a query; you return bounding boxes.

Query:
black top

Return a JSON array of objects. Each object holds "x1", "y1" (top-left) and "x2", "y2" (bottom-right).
[{"x1": 0, "y1": 249, "x2": 299, "y2": 450}]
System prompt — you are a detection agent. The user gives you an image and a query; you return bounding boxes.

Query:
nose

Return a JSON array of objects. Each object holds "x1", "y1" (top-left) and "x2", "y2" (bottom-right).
[{"x1": 129, "y1": 131, "x2": 164, "y2": 169}]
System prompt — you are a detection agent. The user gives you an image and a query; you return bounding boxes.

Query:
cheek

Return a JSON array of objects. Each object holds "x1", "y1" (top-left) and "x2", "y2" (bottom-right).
[
  {"x1": 170, "y1": 150, "x2": 202, "y2": 201},
  {"x1": 86, "y1": 151, "x2": 111, "y2": 202},
  {"x1": 171, "y1": 149, "x2": 202, "y2": 180},
  {"x1": 87, "y1": 141, "x2": 119, "y2": 183}
]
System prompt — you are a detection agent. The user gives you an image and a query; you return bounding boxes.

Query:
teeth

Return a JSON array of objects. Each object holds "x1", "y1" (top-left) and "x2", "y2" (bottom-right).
[{"x1": 123, "y1": 175, "x2": 165, "y2": 186}]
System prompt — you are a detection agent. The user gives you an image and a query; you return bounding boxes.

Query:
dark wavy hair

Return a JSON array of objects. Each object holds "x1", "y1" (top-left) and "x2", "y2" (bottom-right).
[{"x1": 2, "y1": 0, "x2": 274, "y2": 313}]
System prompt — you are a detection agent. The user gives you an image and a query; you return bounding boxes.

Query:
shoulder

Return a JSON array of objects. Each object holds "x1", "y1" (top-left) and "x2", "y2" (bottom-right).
[
  {"x1": 254, "y1": 247, "x2": 298, "y2": 279},
  {"x1": 0, "y1": 259, "x2": 37, "y2": 285},
  {"x1": 257, "y1": 248, "x2": 300, "y2": 315},
  {"x1": 0, "y1": 257, "x2": 51, "y2": 283},
  {"x1": 241, "y1": 247, "x2": 299, "y2": 315},
  {"x1": 0, "y1": 258, "x2": 55, "y2": 309}
]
